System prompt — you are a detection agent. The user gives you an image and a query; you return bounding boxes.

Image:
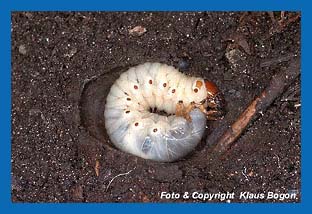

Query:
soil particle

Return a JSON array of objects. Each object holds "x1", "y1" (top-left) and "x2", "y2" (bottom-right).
[
  {"x1": 225, "y1": 48, "x2": 248, "y2": 72},
  {"x1": 18, "y1": 44, "x2": 27, "y2": 55},
  {"x1": 128, "y1": 25, "x2": 147, "y2": 36}
]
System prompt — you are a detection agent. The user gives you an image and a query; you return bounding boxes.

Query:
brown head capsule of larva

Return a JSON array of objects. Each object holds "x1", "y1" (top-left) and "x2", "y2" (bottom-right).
[{"x1": 204, "y1": 79, "x2": 226, "y2": 117}]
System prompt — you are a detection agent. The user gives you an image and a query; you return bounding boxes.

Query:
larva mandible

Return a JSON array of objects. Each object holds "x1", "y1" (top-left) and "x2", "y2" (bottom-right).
[{"x1": 104, "y1": 62, "x2": 224, "y2": 162}]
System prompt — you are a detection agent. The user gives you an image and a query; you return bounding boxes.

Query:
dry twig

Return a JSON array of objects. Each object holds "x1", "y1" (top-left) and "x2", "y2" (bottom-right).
[
  {"x1": 106, "y1": 168, "x2": 136, "y2": 191},
  {"x1": 212, "y1": 57, "x2": 300, "y2": 155},
  {"x1": 95, "y1": 160, "x2": 100, "y2": 177}
]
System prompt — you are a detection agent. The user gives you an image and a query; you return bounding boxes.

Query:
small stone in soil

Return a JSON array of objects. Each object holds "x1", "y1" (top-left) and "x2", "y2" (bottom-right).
[{"x1": 19, "y1": 45, "x2": 27, "y2": 55}]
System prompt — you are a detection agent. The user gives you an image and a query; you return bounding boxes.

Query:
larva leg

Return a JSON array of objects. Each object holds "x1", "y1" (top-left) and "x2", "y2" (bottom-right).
[
  {"x1": 176, "y1": 102, "x2": 200, "y2": 121},
  {"x1": 175, "y1": 101, "x2": 185, "y2": 118},
  {"x1": 183, "y1": 102, "x2": 196, "y2": 121},
  {"x1": 205, "y1": 110, "x2": 221, "y2": 121},
  {"x1": 196, "y1": 104, "x2": 208, "y2": 114},
  {"x1": 196, "y1": 104, "x2": 221, "y2": 121},
  {"x1": 175, "y1": 101, "x2": 193, "y2": 121}
]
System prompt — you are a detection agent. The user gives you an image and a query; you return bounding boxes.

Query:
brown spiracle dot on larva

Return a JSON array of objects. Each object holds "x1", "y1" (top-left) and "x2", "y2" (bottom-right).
[{"x1": 104, "y1": 62, "x2": 224, "y2": 162}]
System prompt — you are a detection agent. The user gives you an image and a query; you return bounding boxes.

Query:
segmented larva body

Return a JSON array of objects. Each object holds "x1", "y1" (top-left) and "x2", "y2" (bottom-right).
[{"x1": 104, "y1": 62, "x2": 219, "y2": 162}]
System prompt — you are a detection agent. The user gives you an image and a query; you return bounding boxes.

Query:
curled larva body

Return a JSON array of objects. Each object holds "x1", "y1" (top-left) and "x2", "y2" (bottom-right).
[{"x1": 104, "y1": 62, "x2": 219, "y2": 162}]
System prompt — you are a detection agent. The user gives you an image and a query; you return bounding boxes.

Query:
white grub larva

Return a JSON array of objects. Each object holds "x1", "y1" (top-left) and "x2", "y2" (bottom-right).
[{"x1": 104, "y1": 62, "x2": 224, "y2": 162}]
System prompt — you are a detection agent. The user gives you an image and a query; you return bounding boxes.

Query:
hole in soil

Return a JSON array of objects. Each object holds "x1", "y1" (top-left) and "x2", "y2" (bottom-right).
[{"x1": 78, "y1": 66, "x2": 127, "y2": 146}]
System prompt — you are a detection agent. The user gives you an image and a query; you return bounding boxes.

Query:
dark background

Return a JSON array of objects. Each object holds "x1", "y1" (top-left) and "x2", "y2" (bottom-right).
[{"x1": 11, "y1": 12, "x2": 300, "y2": 202}]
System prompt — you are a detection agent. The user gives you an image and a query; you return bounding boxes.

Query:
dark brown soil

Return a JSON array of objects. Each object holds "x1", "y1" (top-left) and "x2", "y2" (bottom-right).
[{"x1": 11, "y1": 12, "x2": 301, "y2": 202}]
